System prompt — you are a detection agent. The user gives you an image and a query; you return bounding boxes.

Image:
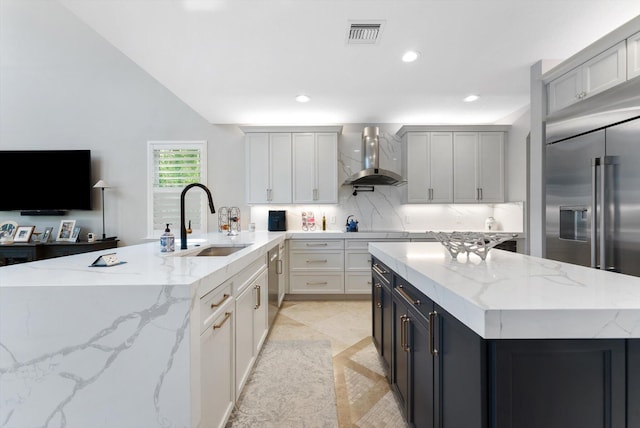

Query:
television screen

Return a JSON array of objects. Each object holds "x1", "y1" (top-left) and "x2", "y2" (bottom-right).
[{"x1": 0, "y1": 150, "x2": 92, "y2": 213}]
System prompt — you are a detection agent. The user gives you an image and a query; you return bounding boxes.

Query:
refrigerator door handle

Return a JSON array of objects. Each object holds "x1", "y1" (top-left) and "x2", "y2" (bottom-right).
[
  {"x1": 591, "y1": 157, "x2": 600, "y2": 268},
  {"x1": 600, "y1": 157, "x2": 608, "y2": 271}
]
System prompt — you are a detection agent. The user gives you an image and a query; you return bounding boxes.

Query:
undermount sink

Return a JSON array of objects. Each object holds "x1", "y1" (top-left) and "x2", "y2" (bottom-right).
[{"x1": 195, "y1": 244, "x2": 250, "y2": 257}]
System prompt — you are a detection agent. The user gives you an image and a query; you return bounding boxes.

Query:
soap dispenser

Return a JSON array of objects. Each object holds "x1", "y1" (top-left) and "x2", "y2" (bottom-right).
[{"x1": 160, "y1": 223, "x2": 175, "y2": 252}]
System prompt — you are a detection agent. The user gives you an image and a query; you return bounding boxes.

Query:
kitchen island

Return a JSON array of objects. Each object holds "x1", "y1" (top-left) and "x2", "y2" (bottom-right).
[
  {"x1": 369, "y1": 242, "x2": 640, "y2": 428},
  {"x1": 0, "y1": 231, "x2": 285, "y2": 428}
]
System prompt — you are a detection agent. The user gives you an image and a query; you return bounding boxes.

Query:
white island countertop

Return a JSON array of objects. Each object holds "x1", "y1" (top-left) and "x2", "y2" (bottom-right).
[
  {"x1": 369, "y1": 242, "x2": 640, "y2": 339},
  {"x1": 0, "y1": 231, "x2": 286, "y2": 428},
  {"x1": 0, "y1": 231, "x2": 285, "y2": 292}
]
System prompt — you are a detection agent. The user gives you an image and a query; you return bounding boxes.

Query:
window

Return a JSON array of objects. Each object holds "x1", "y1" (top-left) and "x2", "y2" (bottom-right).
[{"x1": 147, "y1": 141, "x2": 208, "y2": 238}]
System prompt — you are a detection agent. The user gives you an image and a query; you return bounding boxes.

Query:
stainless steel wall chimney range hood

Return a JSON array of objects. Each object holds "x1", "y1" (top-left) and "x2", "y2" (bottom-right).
[{"x1": 344, "y1": 126, "x2": 404, "y2": 186}]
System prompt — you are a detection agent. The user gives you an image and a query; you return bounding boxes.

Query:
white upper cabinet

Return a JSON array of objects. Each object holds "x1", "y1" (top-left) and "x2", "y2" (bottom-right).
[
  {"x1": 406, "y1": 132, "x2": 453, "y2": 203},
  {"x1": 548, "y1": 41, "x2": 627, "y2": 114},
  {"x1": 453, "y1": 132, "x2": 504, "y2": 203},
  {"x1": 292, "y1": 132, "x2": 338, "y2": 204},
  {"x1": 628, "y1": 31, "x2": 640, "y2": 80},
  {"x1": 245, "y1": 132, "x2": 292, "y2": 204}
]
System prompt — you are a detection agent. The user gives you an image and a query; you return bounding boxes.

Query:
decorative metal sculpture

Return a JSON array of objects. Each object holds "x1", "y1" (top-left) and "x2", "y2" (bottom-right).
[{"x1": 430, "y1": 231, "x2": 518, "y2": 260}]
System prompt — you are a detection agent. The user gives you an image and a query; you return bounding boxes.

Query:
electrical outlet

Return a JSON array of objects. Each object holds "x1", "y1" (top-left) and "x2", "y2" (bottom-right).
[{"x1": 330, "y1": 216, "x2": 336, "y2": 224}]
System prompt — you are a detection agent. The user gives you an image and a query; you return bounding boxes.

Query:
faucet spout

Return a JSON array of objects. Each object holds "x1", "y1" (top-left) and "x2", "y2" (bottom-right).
[{"x1": 180, "y1": 183, "x2": 215, "y2": 250}]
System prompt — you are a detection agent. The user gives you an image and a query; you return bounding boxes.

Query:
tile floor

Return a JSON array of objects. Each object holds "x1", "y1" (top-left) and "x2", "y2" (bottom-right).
[{"x1": 267, "y1": 300, "x2": 408, "y2": 428}]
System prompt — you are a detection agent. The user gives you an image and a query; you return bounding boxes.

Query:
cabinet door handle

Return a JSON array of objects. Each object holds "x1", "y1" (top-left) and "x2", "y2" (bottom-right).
[
  {"x1": 479, "y1": 188, "x2": 483, "y2": 200},
  {"x1": 372, "y1": 263, "x2": 388, "y2": 275},
  {"x1": 400, "y1": 314, "x2": 406, "y2": 350},
  {"x1": 213, "y1": 311, "x2": 231, "y2": 330},
  {"x1": 276, "y1": 259, "x2": 283, "y2": 274},
  {"x1": 313, "y1": 188, "x2": 318, "y2": 200},
  {"x1": 210, "y1": 293, "x2": 231, "y2": 309},
  {"x1": 306, "y1": 259, "x2": 328, "y2": 263},
  {"x1": 401, "y1": 314, "x2": 410, "y2": 352},
  {"x1": 305, "y1": 242, "x2": 328, "y2": 247},
  {"x1": 396, "y1": 284, "x2": 421, "y2": 306},
  {"x1": 428, "y1": 311, "x2": 439, "y2": 356},
  {"x1": 254, "y1": 284, "x2": 261, "y2": 309},
  {"x1": 375, "y1": 282, "x2": 382, "y2": 308},
  {"x1": 306, "y1": 281, "x2": 328, "y2": 285}
]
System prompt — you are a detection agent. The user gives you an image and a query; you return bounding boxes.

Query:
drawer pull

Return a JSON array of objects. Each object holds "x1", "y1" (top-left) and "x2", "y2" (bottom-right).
[
  {"x1": 210, "y1": 293, "x2": 231, "y2": 309},
  {"x1": 396, "y1": 285, "x2": 421, "y2": 306},
  {"x1": 306, "y1": 281, "x2": 328, "y2": 285},
  {"x1": 372, "y1": 263, "x2": 388, "y2": 275},
  {"x1": 306, "y1": 259, "x2": 328, "y2": 263},
  {"x1": 305, "y1": 242, "x2": 328, "y2": 247},
  {"x1": 213, "y1": 312, "x2": 231, "y2": 330}
]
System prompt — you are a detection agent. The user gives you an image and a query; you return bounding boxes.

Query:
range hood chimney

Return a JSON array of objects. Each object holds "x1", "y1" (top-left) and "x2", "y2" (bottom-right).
[{"x1": 344, "y1": 126, "x2": 403, "y2": 186}]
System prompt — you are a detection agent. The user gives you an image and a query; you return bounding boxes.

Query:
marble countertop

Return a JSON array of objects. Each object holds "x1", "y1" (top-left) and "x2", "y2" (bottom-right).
[
  {"x1": 0, "y1": 231, "x2": 285, "y2": 296},
  {"x1": 286, "y1": 230, "x2": 523, "y2": 239},
  {"x1": 369, "y1": 242, "x2": 640, "y2": 340}
]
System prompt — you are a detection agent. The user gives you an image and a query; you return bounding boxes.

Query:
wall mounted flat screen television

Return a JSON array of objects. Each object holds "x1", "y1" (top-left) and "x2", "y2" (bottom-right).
[{"x1": 0, "y1": 150, "x2": 92, "y2": 215}]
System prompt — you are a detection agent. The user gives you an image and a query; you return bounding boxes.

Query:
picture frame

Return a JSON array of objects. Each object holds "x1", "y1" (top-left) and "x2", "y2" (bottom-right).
[
  {"x1": 14, "y1": 225, "x2": 35, "y2": 243},
  {"x1": 56, "y1": 220, "x2": 76, "y2": 242},
  {"x1": 0, "y1": 220, "x2": 18, "y2": 239},
  {"x1": 40, "y1": 226, "x2": 53, "y2": 243},
  {"x1": 70, "y1": 226, "x2": 81, "y2": 243}
]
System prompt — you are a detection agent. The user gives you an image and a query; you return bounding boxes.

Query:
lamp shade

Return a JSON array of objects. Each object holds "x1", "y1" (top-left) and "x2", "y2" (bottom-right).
[{"x1": 93, "y1": 180, "x2": 112, "y2": 189}]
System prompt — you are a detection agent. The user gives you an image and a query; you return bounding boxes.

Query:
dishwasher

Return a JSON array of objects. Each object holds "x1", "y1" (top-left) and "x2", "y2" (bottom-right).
[{"x1": 267, "y1": 245, "x2": 281, "y2": 328}]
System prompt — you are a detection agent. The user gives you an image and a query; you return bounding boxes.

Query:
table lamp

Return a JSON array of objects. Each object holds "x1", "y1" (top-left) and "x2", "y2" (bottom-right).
[{"x1": 93, "y1": 180, "x2": 117, "y2": 241}]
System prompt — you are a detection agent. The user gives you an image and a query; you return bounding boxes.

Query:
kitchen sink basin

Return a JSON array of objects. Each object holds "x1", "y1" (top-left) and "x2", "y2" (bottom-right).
[{"x1": 195, "y1": 244, "x2": 250, "y2": 256}]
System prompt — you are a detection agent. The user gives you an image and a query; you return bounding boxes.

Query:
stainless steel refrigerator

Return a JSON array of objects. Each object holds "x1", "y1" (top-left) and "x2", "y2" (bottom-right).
[{"x1": 546, "y1": 100, "x2": 640, "y2": 276}]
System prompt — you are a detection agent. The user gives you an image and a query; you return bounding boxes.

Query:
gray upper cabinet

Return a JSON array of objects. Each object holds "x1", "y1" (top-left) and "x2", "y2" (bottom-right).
[
  {"x1": 242, "y1": 126, "x2": 341, "y2": 205},
  {"x1": 405, "y1": 132, "x2": 454, "y2": 203},
  {"x1": 245, "y1": 132, "x2": 292, "y2": 204},
  {"x1": 628, "y1": 30, "x2": 640, "y2": 80},
  {"x1": 399, "y1": 126, "x2": 507, "y2": 205},
  {"x1": 453, "y1": 131, "x2": 504, "y2": 203},
  {"x1": 292, "y1": 132, "x2": 338, "y2": 204},
  {"x1": 547, "y1": 41, "x2": 627, "y2": 114}
]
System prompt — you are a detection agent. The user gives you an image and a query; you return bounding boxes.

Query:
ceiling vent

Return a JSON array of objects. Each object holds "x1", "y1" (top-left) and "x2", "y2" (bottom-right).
[{"x1": 346, "y1": 21, "x2": 384, "y2": 45}]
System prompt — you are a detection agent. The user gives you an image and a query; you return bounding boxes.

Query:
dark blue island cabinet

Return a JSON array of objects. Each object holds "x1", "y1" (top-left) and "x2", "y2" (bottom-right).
[{"x1": 371, "y1": 256, "x2": 640, "y2": 428}]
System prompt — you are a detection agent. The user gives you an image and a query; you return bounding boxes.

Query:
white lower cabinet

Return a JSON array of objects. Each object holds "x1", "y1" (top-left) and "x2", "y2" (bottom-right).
[
  {"x1": 345, "y1": 240, "x2": 373, "y2": 294},
  {"x1": 198, "y1": 252, "x2": 268, "y2": 428},
  {"x1": 288, "y1": 240, "x2": 344, "y2": 293},
  {"x1": 287, "y1": 238, "x2": 411, "y2": 295},
  {"x1": 199, "y1": 278, "x2": 234, "y2": 428},
  {"x1": 235, "y1": 266, "x2": 268, "y2": 399}
]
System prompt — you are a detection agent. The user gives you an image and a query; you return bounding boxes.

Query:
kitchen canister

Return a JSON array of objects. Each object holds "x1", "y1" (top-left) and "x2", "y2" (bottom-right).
[{"x1": 485, "y1": 216, "x2": 497, "y2": 231}]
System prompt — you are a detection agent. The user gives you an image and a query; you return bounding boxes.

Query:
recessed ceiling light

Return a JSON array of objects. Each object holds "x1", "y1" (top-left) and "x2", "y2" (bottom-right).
[
  {"x1": 182, "y1": 1, "x2": 220, "y2": 11},
  {"x1": 295, "y1": 94, "x2": 310, "y2": 103},
  {"x1": 464, "y1": 94, "x2": 480, "y2": 102},
  {"x1": 402, "y1": 51, "x2": 419, "y2": 63}
]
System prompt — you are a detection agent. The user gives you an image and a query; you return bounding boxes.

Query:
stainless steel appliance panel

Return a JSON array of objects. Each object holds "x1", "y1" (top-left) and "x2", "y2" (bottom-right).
[
  {"x1": 604, "y1": 118, "x2": 640, "y2": 276},
  {"x1": 546, "y1": 130, "x2": 605, "y2": 268}
]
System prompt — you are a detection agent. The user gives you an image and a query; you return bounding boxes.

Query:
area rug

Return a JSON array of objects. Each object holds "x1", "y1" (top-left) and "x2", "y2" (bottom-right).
[{"x1": 226, "y1": 340, "x2": 339, "y2": 428}]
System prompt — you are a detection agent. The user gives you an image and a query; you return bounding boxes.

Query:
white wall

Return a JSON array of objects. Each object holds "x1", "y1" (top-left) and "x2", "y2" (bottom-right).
[{"x1": 0, "y1": 0, "x2": 247, "y2": 246}]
